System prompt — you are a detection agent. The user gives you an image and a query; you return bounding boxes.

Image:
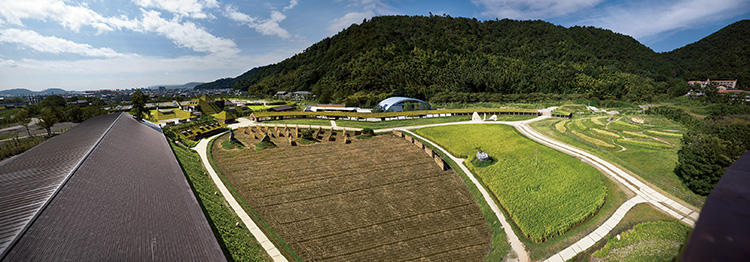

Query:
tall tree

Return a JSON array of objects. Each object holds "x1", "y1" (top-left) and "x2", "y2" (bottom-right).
[
  {"x1": 14, "y1": 108, "x2": 33, "y2": 137},
  {"x1": 38, "y1": 106, "x2": 59, "y2": 137},
  {"x1": 131, "y1": 89, "x2": 147, "y2": 121}
]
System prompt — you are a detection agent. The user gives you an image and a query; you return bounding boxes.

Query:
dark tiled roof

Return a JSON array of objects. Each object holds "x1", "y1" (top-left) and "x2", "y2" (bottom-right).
[
  {"x1": 683, "y1": 150, "x2": 750, "y2": 261},
  {"x1": 269, "y1": 105, "x2": 295, "y2": 111},
  {"x1": 0, "y1": 113, "x2": 225, "y2": 261},
  {"x1": 0, "y1": 113, "x2": 118, "y2": 255}
]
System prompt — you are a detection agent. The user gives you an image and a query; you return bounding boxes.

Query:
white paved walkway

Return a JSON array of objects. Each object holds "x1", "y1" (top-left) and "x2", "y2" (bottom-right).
[
  {"x1": 544, "y1": 196, "x2": 647, "y2": 262},
  {"x1": 224, "y1": 112, "x2": 699, "y2": 261},
  {"x1": 403, "y1": 130, "x2": 530, "y2": 262},
  {"x1": 193, "y1": 133, "x2": 288, "y2": 262},
  {"x1": 388, "y1": 112, "x2": 697, "y2": 261}
]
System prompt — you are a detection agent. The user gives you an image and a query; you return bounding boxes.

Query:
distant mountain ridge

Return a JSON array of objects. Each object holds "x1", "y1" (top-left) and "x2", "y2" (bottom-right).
[
  {"x1": 148, "y1": 82, "x2": 204, "y2": 90},
  {"x1": 0, "y1": 88, "x2": 74, "y2": 97},
  {"x1": 196, "y1": 16, "x2": 748, "y2": 104}
]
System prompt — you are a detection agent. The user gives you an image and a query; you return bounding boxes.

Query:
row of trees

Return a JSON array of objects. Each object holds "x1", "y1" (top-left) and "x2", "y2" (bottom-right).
[
  {"x1": 12, "y1": 95, "x2": 108, "y2": 137},
  {"x1": 648, "y1": 100, "x2": 750, "y2": 195}
]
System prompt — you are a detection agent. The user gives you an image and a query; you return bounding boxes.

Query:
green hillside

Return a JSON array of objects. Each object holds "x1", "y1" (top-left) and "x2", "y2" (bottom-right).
[
  {"x1": 197, "y1": 16, "x2": 747, "y2": 105},
  {"x1": 665, "y1": 20, "x2": 750, "y2": 87}
]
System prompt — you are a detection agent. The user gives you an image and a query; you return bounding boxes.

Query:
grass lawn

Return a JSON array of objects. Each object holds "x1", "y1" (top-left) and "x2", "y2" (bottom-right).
[
  {"x1": 415, "y1": 124, "x2": 607, "y2": 243},
  {"x1": 169, "y1": 142, "x2": 271, "y2": 262},
  {"x1": 592, "y1": 220, "x2": 690, "y2": 261},
  {"x1": 572, "y1": 203, "x2": 684, "y2": 261},
  {"x1": 530, "y1": 115, "x2": 705, "y2": 208}
]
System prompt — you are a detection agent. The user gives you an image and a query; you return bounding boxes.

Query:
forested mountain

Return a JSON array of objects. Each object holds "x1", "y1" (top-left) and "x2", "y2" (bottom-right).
[
  {"x1": 665, "y1": 20, "x2": 749, "y2": 87},
  {"x1": 197, "y1": 16, "x2": 746, "y2": 105}
]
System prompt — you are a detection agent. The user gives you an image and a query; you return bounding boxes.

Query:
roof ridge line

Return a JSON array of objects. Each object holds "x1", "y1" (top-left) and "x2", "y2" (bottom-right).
[{"x1": 0, "y1": 112, "x2": 125, "y2": 260}]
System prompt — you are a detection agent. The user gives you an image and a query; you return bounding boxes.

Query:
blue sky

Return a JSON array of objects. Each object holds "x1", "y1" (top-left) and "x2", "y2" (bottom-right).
[{"x1": 0, "y1": 0, "x2": 747, "y2": 91}]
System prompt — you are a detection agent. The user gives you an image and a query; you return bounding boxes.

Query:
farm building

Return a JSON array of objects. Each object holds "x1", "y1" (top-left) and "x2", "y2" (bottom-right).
[
  {"x1": 150, "y1": 108, "x2": 193, "y2": 126},
  {"x1": 0, "y1": 113, "x2": 225, "y2": 261},
  {"x1": 376, "y1": 97, "x2": 431, "y2": 112},
  {"x1": 211, "y1": 110, "x2": 236, "y2": 124}
]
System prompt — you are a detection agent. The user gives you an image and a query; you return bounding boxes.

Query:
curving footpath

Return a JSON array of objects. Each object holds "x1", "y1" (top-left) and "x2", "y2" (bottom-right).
[
  {"x1": 403, "y1": 130, "x2": 530, "y2": 262},
  {"x1": 193, "y1": 133, "x2": 289, "y2": 262},
  {"x1": 223, "y1": 113, "x2": 699, "y2": 261},
  {"x1": 390, "y1": 114, "x2": 698, "y2": 262}
]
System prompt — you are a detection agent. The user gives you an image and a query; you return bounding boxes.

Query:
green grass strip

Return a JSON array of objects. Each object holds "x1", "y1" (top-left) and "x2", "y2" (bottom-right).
[
  {"x1": 571, "y1": 130, "x2": 615, "y2": 148},
  {"x1": 645, "y1": 130, "x2": 683, "y2": 138},
  {"x1": 622, "y1": 131, "x2": 650, "y2": 138},
  {"x1": 253, "y1": 108, "x2": 539, "y2": 118},
  {"x1": 610, "y1": 120, "x2": 641, "y2": 130},
  {"x1": 590, "y1": 117, "x2": 607, "y2": 126},
  {"x1": 574, "y1": 119, "x2": 588, "y2": 130},
  {"x1": 617, "y1": 139, "x2": 672, "y2": 149},
  {"x1": 591, "y1": 128, "x2": 620, "y2": 138},
  {"x1": 554, "y1": 120, "x2": 568, "y2": 133},
  {"x1": 593, "y1": 220, "x2": 690, "y2": 261},
  {"x1": 169, "y1": 142, "x2": 271, "y2": 262}
]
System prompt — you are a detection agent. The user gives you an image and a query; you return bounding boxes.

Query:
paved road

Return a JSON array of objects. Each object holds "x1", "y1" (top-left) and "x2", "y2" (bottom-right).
[
  {"x1": 404, "y1": 130, "x2": 530, "y2": 262},
  {"x1": 227, "y1": 112, "x2": 699, "y2": 261},
  {"x1": 193, "y1": 133, "x2": 288, "y2": 262},
  {"x1": 387, "y1": 112, "x2": 697, "y2": 261}
]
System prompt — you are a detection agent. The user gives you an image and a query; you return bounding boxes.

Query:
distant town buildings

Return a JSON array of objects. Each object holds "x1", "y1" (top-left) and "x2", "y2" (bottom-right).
[
  {"x1": 274, "y1": 90, "x2": 315, "y2": 100},
  {"x1": 688, "y1": 79, "x2": 738, "y2": 90}
]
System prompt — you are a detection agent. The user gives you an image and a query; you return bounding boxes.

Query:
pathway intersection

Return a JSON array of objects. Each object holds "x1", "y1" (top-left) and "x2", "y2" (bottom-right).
[{"x1": 201, "y1": 108, "x2": 698, "y2": 261}]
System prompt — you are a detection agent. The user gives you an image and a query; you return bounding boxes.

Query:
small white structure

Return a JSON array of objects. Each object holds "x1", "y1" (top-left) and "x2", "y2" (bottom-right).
[
  {"x1": 472, "y1": 112, "x2": 482, "y2": 121},
  {"x1": 476, "y1": 150, "x2": 490, "y2": 161},
  {"x1": 489, "y1": 115, "x2": 498, "y2": 121}
]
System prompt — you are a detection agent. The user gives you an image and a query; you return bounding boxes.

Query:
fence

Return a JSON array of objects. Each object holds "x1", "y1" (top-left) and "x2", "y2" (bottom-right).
[{"x1": 393, "y1": 131, "x2": 449, "y2": 171}]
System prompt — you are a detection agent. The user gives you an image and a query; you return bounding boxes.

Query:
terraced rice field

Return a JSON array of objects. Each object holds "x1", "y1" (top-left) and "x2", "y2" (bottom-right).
[
  {"x1": 530, "y1": 114, "x2": 705, "y2": 207},
  {"x1": 415, "y1": 124, "x2": 607, "y2": 243},
  {"x1": 211, "y1": 132, "x2": 491, "y2": 261}
]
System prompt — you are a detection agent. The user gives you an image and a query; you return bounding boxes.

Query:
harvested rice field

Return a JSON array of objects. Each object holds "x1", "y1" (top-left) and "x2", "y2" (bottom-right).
[{"x1": 211, "y1": 129, "x2": 492, "y2": 261}]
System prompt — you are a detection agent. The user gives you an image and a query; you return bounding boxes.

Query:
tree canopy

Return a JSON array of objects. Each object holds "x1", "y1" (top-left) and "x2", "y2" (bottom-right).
[{"x1": 197, "y1": 16, "x2": 748, "y2": 105}]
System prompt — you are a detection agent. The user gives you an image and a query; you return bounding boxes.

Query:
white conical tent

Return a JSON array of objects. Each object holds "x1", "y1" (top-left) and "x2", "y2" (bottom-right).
[{"x1": 472, "y1": 112, "x2": 482, "y2": 121}]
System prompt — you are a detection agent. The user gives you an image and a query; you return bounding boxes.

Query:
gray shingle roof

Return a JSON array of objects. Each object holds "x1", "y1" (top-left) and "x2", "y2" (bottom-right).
[{"x1": 0, "y1": 113, "x2": 225, "y2": 261}]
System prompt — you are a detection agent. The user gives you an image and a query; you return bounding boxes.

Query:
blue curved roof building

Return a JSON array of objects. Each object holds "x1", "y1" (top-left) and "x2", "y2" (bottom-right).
[{"x1": 376, "y1": 97, "x2": 431, "y2": 112}]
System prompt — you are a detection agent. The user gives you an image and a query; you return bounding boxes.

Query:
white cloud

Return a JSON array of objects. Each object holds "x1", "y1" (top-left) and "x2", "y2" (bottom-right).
[
  {"x1": 133, "y1": 0, "x2": 219, "y2": 19},
  {"x1": 328, "y1": 11, "x2": 374, "y2": 33},
  {"x1": 139, "y1": 9, "x2": 240, "y2": 55},
  {"x1": 0, "y1": 0, "x2": 136, "y2": 33},
  {"x1": 0, "y1": 1, "x2": 240, "y2": 55},
  {"x1": 283, "y1": 0, "x2": 299, "y2": 11},
  {"x1": 223, "y1": 6, "x2": 291, "y2": 39},
  {"x1": 579, "y1": 0, "x2": 748, "y2": 39},
  {"x1": 0, "y1": 28, "x2": 124, "y2": 58},
  {"x1": 471, "y1": 0, "x2": 602, "y2": 19}
]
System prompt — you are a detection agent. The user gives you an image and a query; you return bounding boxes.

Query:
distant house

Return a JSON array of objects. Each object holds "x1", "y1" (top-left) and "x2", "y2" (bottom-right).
[
  {"x1": 375, "y1": 97, "x2": 431, "y2": 112},
  {"x1": 688, "y1": 79, "x2": 738, "y2": 90},
  {"x1": 269, "y1": 105, "x2": 295, "y2": 112},
  {"x1": 291, "y1": 91, "x2": 314, "y2": 100},
  {"x1": 151, "y1": 108, "x2": 193, "y2": 126},
  {"x1": 274, "y1": 91, "x2": 289, "y2": 97}
]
